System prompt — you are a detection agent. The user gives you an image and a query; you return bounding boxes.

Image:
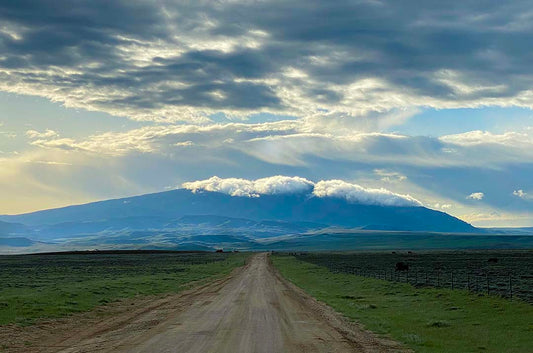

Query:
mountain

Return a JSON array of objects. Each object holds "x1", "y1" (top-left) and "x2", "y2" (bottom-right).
[
  {"x1": 0, "y1": 220, "x2": 29, "y2": 236},
  {"x1": 1, "y1": 189, "x2": 475, "y2": 232},
  {"x1": 0, "y1": 189, "x2": 485, "y2": 252},
  {"x1": 0, "y1": 237, "x2": 36, "y2": 247},
  {"x1": 484, "y1": 227, "x2": 533, "y2": 235},
  {"x1": 0, "y1": 221, "x2": 37, "y2": 248}
]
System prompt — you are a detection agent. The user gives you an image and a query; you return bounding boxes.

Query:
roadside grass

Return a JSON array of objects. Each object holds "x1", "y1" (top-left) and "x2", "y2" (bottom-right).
[
  {"x1": 0, "y1": 252, "x2": 248, "y2": 326},
  {"x1": 272, "y1": 255, "x2": 533, "y2": 353}
]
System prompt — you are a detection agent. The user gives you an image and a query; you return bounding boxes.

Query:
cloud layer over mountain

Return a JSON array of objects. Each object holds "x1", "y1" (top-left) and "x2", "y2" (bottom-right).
[
  {"x1": 182, "y1": 176, "x2": 314, "y2": 197},
  {"x1": 312, "y1": 179, "x2": 422, "y2": 207},
  {"x1": 182, "y1": 176, "x2": 421, "y2": 207}
]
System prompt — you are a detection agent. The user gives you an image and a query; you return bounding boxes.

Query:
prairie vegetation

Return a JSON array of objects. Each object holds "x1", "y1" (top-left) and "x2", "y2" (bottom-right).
[
  {"x1": 0, "y1": 251, "x2": 247, "y2": 325},
  {"x1": 272, "y1": 253, "x2": 533, "y2": 353},
  {"x1": 293, "y1": 250, "x2": 533, "y2": 303}
]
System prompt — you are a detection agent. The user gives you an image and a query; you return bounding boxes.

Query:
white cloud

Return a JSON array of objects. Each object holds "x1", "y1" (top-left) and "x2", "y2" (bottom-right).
[
  {"x1": 20, "y1": 120, "x2": 533, "y2": 170},
  {"x1": 182, "y1": 176, "x2": 314, "y2": 198},
  {"x1": 183, "y1": 176, "x2": 259, "y2": 197},
  {"x1": 460, "y1": 210, "x2": 533, "y2": 227},
  {"x1": 175, "y1": 141, "x2": 194, "y2": 147},
  {"x1": 312, "y1": 179, "x2": 422, "y2": 207},
  {"x1": 513, "y1": 189, "x2": 526, "y2": 198},
  {"x1": 433, "y1": 203, "x2": 452, "y2": 210},
  {"x1": 183, "y1": 176, "x2": 422, "y2": 207},
  {"x1": 440, "y1": 130, "x2": 533, "y2": 147},
  {"x1": 23, "y1": 160, "x2": 72, "y2": 166},
  {"x1": 373, "y1": 169, "x2": 407, "y2": 183},
  {"x1": 253, "y1": 176, "x2": 315, "y2": 195},
  {"x1": 25, "y1": 129, "x2": 59, "y2": 139},
  {"x1": 467, "y1": 192, "x2": 484, "y2": 200},
  {"x1": 513, "y1": 189, "x2": 532, "y2": 200},
  {"x1": 0, "y1": 131, "x2": 16, "y2": 138},
  {"x1": 25, "y1": 121, "x2": 300, "y2": 156}
]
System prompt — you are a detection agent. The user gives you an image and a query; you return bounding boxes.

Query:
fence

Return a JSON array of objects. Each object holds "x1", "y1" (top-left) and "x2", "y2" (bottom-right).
[{"x1": 291, "y1": 252, "x2": 533, "y2": 303}]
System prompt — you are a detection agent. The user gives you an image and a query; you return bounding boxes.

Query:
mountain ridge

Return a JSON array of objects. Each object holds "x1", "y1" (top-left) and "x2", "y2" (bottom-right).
[
  {"x1": 4, "y1": 188, "x2": 533, "y2": 253},
  {"x1": 0, "y1": 188, "x2": 477, "y2": 233}
]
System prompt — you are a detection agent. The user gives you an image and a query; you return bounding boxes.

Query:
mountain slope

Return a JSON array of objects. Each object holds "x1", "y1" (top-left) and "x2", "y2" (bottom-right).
[
  {"x1": 0, "y1": 220, "x2": 29, "y2": 236},
  {"x1": 1, "y1": 189, "x2": 476, "y2": 233}
]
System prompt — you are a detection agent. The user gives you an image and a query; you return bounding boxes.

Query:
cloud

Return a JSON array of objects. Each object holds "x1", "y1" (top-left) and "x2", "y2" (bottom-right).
[
  {"x1": 0, "y1": 131, "x2": 16, "y2": 138},
  {"x1": 175, "y1": 141, "x2": 194, "y2": 147},
  {"x1": 467, "y1": 192, "x2": 485, "y2": 200},
  {"x1": 253, "y1": 176, "x2": 315, "y2": 195},
  {"x1": 513, "y1": 189, "x2": 526, "y2": 198},
  {"x1": 25, "y1": 129, "x2": 59, "y2": 139},
  {"x1": 23, "y1": 160, "x2": 72, "y2": 166},
  {"x1": 182, "y1": 175, "x2": 421, "y2": 207},
  {"x1": 374, "y1": 169, "x2": 407, "y2": 183},
  {"x1": 512, "y1": 189, "x2": 532, "y2": 200},
  {"x1": 312, "y1": 179, "x2": 422, "y2": 207},
  {"x1": 2, "y1": 1, "x2": 533, "y2": 121},
  {"x1": 2, "y1": 123, "x2": 532, "y2": 224},
  {"x1": 433, "y1": 203, "x2": 453, "y2": 210},
  {"x1": 20, "y1": 120, "x2": 533, "y2": 170},
  {"x1": 440, "y1": 130, "x2": 533, "y2": 147},
  {"x1": 460, "y1": 210, "x2": 533, "y2": 227},
  {"x1": 182, "y1": 176, "x2": 314, "y2": 197}
]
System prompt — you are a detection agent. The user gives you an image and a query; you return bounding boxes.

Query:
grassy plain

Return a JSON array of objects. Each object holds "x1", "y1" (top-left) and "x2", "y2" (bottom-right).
[
  {"x1": 295, "y1": 250, "x2": 533, "y2": 302},
  {"x1": 0, "y1": 251, "x2": 248, "y2": 326},
  {"x1": 272, "y1": 254, "x2": 533, "y2": 353}
]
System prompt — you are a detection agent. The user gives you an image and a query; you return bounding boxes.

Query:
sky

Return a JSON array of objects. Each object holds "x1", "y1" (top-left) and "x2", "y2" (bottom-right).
[{"x1": 0, "y1": 0, "x2": 532, "y2": 227}]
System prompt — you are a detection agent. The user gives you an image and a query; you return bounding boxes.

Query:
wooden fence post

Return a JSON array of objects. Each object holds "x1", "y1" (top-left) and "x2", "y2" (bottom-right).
[
  {"x1": 451, "y1": 271, "x2": 454, "y2": 290},
  {"x1": 509, "y1": 274, "x2": 513, "y2": 299}
]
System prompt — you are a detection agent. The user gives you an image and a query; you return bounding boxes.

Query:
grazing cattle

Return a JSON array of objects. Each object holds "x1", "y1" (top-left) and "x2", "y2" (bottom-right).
[
  {"x1": 395, "y1": 262, "x2": 409, "y2": 272},
  {"x1": 488, "y1": 257, "x2": 498, "y2": 263},
  {"x1": 216, "y1": 249, "x2": 223, "y2": 253}
]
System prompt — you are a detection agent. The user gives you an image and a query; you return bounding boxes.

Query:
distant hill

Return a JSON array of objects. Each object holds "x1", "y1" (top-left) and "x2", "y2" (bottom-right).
[
  {"x1": 0, "y1": 237, "x2": 36, "y2": 247},
  {"x1": 484, "y1": 227, "x2": 533, "y2": 235},
  {"x1": 1, "y1": 189, "x2": 476, "y2": 232},
  {"x1": 0, "y1": 220, "x2": 29, "y2": 236},
  {"x1": 0, "y1": 189, "x2": 486, "y2": 252}
]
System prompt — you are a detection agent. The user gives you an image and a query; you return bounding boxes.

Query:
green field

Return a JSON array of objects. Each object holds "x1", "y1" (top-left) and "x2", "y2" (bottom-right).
[
  {"x1": 272, "y1": 254, "x2": 533, "y2": 353},
  {"x1": 0, "y1": 251, "x2": 248, "y2": 326},
  {"x1": 293, "y1": 250, "x2": 533, "y2": 303}
]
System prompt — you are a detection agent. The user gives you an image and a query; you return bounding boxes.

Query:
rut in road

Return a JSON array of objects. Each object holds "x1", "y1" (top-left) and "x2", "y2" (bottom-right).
[{"x1": 53, "y1": 253, "x2": 407, "y2": 353}]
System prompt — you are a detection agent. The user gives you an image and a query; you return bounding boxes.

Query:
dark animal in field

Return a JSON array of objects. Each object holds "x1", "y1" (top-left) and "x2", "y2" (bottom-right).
[
  {"x1": 395, "y1": 262, "x2": 409, "y2": 272},
  {"x1": 488, "y1": 257, "x2": 498, "y2": 263},
  {"x1": 215, "y1": 249, "x2": 223, "y2": 253}
]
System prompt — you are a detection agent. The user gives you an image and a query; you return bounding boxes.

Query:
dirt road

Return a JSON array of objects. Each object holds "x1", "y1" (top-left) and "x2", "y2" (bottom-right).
[{"x1": 6, "y1": 253, "x2": 406, "y2": 353}]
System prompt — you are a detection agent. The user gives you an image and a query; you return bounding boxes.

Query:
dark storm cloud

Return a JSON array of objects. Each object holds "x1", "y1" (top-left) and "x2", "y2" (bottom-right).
[
  {"x1": 0, "y1": 0, "x2": 165, "y2": 67},
  {"x1": 1, "y1": 0, "x2": 533, "y2": 119}
]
